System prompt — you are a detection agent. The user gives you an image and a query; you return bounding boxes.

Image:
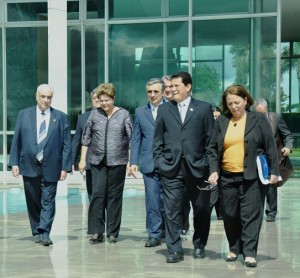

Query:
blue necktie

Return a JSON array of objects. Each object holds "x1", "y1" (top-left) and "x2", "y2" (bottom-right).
[{"x1": 36, "y1": 112, "x2": 46, "y2": 162}]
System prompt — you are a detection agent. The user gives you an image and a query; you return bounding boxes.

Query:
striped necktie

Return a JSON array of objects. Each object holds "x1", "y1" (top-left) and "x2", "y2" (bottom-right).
[{"x1": 36, "y1": 112, "x2": 46, "y2": 162}]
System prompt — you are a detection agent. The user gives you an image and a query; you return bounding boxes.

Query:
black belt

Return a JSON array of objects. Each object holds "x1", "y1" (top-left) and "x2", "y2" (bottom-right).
[{"x1": 220, "y1": 168, "x2": 243, "y2": 177}]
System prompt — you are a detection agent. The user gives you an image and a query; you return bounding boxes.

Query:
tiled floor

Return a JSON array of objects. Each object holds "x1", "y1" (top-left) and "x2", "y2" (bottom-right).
[{"x1": 1, "y1": 178, "x2": 300, "y2": 278}]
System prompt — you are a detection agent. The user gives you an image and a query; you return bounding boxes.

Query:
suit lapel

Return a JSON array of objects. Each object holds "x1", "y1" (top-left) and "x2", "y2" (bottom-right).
[
  {"x1": 169, "y1": 101, "x2": 182, "y2": 125},
  {"x1": 144, "y1": 103, "x2": 155, "y2": 125},
  {"x1": 244, "y1": 112, "x2": 257, "y2": 136},
  {"x1": 30, "y1": 107, "x2": 38, "y2": 143},
  {"x1": 183, "y1": 98, "x2": 197, "y2": 126},
  {"x1": 44, "y1": 107, "x2": 57, "y2": 146}
]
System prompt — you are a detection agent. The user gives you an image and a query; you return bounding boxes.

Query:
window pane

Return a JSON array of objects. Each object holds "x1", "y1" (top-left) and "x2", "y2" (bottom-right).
[
  {"x1": 293, "y1": 42, "x2": 300, "y2": 55},
  {"x1": 67, "y1": 26, "x2": 82, "y2": 130},
  {"x1": 6, "y1": 27, "x2": 48, "y2": 131},
  {"x1": 7, "y1": 135, "x2": 13, "y2": 171},
  {"x1": 169, "y1": 0, "x2": 188, "y2": 16},
  {"x1": 87, "y1": 0, "x2": 104, "y2": 19},
  {"x1": 85, "y1": 25, "x2": 105, "y2": 109},
  {"x1": 281, "y1": 42, "x2": 290, "y2": 57},
  {"x1": 109, "y1": 0, "x2": 161, "y2": 19},
  {"x1": 67, "y1": 1, "x2": 79, "y2": 20},
  {"x1": 167, "y1": 22, "x2": 188, "y2": 72},
  {"x1": 193, "y1": 0, "x2": 250, "y2": 15},
  {"x1": 193, "y1": 0, "x2": 276, "y2": 15},
  {"x1": 193, "y1": 17, "x2": 277, "y2": 108},
  {"x1": 7, "y1": 3, "x2": 48, "y2": 21},
  {"x1": 291, "y1": 59, "x2": 300, "y2": 111},
  {"x1": 109, "y1": 23, "x2": 164, "y2": 114},
  {"x1": 193, "y1": 19, "x2": 251, "y2": 105}
]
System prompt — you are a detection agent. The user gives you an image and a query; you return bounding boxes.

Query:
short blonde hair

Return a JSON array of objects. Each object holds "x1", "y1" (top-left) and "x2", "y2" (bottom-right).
[{"x1": 95, "y1": 83, "x2": 116, "y2": 99}]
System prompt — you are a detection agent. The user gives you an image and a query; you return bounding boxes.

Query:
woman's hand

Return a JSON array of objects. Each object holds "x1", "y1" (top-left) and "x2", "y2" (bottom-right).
[
  {"x1": 78, "y1": 160, "x2": 86, "y2": 175},
  {"x1": 269, "y1": 174, "x2": 278, "y2": 185},
  {"x1": 208, "y1": 172, "x2": 219, "y2": 186}
]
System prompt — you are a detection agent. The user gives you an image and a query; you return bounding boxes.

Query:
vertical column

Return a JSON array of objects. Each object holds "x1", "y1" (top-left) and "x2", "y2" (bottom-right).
[
  {"x1": 47, "y1": 3, "x2": 68, "y2": 260},
  {"x1": 48, "y1": 0, "x2": 68, "y2": 196},
  {"x1": 48, "y1": 0, "x2": 67, "y2": 113}
]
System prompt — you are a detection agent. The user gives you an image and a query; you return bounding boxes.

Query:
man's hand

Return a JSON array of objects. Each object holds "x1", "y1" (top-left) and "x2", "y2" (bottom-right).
[
  {"x1": 281, "y1": 147, "x2": 291, "y2": 157},
  {"x1": 12, "y1": 166, "x2": 20, "y2": 178},
  {"x1": 60, "y1": 170, "x2": 67, "y2": 181},
  {"x1": 128, "y1": 165, "x2": 138, "y2": 178},
  {"x1": 208, "y1": 172, "x2": 219, "y2": 186}
]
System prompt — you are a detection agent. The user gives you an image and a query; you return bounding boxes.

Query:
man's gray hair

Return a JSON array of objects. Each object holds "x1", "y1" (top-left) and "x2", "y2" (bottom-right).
[
  {"x1": 146, "y1": 78, "x2": 165, "y2": 91},
  {"x1": 36, "y1": 84, "x2": 54, "y2": 95},
  {"x1": 161, "y1": 75, "x2": 172, "y2": 82},
  {"x1": 253, "y1": 98, "x2": 268, "y2": 108}
]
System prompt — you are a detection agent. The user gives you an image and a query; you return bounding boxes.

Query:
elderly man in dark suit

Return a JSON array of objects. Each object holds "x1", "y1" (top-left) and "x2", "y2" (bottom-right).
[
  {"x1": 153, "y1": 72, "x2": 214, "y2": 263},
  {"x1": 129, "y1": 78, "x2": 165, "y2": 247},
  {"x1": 9, "y1": 84, "x2": 72, "y2": 246},
  {"x1": 254, "y1": 98, "x2": 294, "y2": 222},
  {"x1": 72, "y1": 89, "x2": 101, "y2": 201}
]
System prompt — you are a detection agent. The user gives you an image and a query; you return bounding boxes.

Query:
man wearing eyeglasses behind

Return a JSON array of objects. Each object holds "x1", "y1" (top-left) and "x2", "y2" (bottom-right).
[
  {"x1": 253, "y1": 98, "x2": 293, "y2": 222},
  {"x1": 153, "y1": 72, "x2": 214, "y2": 263},
  {"x1": 129, "y1": 78, "x2": 166, "y2": 248}
]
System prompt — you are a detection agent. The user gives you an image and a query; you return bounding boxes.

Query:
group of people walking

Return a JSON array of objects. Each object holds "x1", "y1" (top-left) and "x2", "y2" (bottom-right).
[{"x1": 9, "y1": 72, "x2": 293, "y2": 268}]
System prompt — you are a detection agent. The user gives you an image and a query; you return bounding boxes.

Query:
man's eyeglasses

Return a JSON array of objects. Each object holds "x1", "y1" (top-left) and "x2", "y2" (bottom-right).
[
  {"x1": 197, "y1": 181, "x2": 215, "y2": 191},
  {"x1": 147, "y1": 90, "x2": 160, "y2": 94}
]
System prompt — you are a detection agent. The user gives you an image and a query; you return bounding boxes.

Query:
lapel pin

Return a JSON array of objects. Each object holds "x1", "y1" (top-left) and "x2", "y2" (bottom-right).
[
  {"x1": 190, "y1": 108, "x2": 193, "y2": 111},
  {"x1": 53, "y1": 119, "x2": 56, "y2": 122}
]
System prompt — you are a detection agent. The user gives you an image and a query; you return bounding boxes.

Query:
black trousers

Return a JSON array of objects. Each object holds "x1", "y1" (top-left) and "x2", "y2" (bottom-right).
[
  {"x1": 88, "y1": 163, "x2": 126, "y2": 237},
  {"x1": 85, "y1": 169, "x2": 92, "y2": 201},
  {"x1": 161, "y1": 158, "x2": 211, "y2": 254},
  {"x1": 265, "y1": 186, "x2": 278, "y2": 217},
  {"x1": 220, "y1": 170, "x2": 264, "y2": 258},
  {"x1": 23, "y1": 166, "x2": 57, "y2": 236}
]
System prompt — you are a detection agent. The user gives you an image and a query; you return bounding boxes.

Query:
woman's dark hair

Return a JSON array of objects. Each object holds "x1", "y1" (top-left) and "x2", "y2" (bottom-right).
[{"x1": 221, "y1": 85, "x2": 254, "y2": 113}]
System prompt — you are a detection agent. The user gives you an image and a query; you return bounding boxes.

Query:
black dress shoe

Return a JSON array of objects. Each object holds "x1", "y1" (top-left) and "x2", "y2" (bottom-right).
[
  {"x1": 108, "y1": 235, "x2": 116, "y2": 244},
  {"x1": 193, "y1": 247, "x2": 205, "y2": 258},
  {"x1": 42, "y1": 233, "x2": 53, "y2": 246},
  {"x1": 166, "y1": 252, "x2": 184, "y2": 263},
  {"x1": 145, "y1": 238, "x2": 161, "y2": 247},
  {"x1": 266, "y1": 216, "x2": 275, "y2": 222},
  {"x1": 89, "y1": 234, "x2": 103, "y2": 244},
  {"x1": 35, "y1": 234, "x2": 42, "y2": 244}
]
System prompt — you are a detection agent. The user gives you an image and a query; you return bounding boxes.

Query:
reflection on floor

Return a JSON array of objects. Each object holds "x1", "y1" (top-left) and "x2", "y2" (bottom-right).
[{"x1": 1, "y1": 179, "x2": 300, "y2": 278}]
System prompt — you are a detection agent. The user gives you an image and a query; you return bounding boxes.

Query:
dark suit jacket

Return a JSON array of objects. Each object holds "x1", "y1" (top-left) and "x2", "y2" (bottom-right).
[
  {"x1": 268, "y1": 112, "x2": 293, "y2": 162},
  {"x1": 153, "y1": 97, "x2": 214, "y2": 179},
  {"x1": 9, "y1": 106, "x2": 72, "y2": 182},
  {"x1": 208, "y1": 111, "x2": 279, "y2": 180},
  {"x1": 72, "y1": 110, "x2": 92, "y2": 170},
  {"x1": 130, "y1": 102, "x2": 162, "y2": 174}
]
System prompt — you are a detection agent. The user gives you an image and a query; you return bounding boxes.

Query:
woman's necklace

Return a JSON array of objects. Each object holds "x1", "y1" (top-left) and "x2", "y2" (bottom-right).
[{"x1": 231, "y1": 112, "x2": 247, "y2": 127}]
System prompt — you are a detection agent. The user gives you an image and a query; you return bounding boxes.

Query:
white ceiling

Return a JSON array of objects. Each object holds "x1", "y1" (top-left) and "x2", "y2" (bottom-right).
[{"x1": 282, "y1": 0, "x2": 300, "y2": 42}]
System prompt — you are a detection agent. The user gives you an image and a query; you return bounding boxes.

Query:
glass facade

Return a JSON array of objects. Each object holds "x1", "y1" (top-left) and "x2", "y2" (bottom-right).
[{"x1": 0, "y1": 0, "x2": 299, "y2": 178}]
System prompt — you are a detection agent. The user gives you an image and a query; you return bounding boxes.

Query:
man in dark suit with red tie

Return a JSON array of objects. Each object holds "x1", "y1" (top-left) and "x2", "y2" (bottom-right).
[
  {"x1": 9, "y1": 84, "x2": 72, "y2": 246},
  {"x1": 153, "y1": 72, "x2": 214, "y2": 263}
]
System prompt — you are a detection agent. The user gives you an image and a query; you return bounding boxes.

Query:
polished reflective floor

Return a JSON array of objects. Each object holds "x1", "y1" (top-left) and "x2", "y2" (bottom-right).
[{"x1": 1, "y1": 178, "x2": 300, "y2": 278}]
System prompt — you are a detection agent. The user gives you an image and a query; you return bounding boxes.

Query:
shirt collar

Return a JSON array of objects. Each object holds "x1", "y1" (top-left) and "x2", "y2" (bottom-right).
[
  {"x1": 178, "y1": 96, "x2": 191, "y2": 107},
  {"x1": 36, "y1": 106, "x2": 50, "y2": 116},
  {"x1": 150, "y1": 100, "x2": 164, "y2": 111}
]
